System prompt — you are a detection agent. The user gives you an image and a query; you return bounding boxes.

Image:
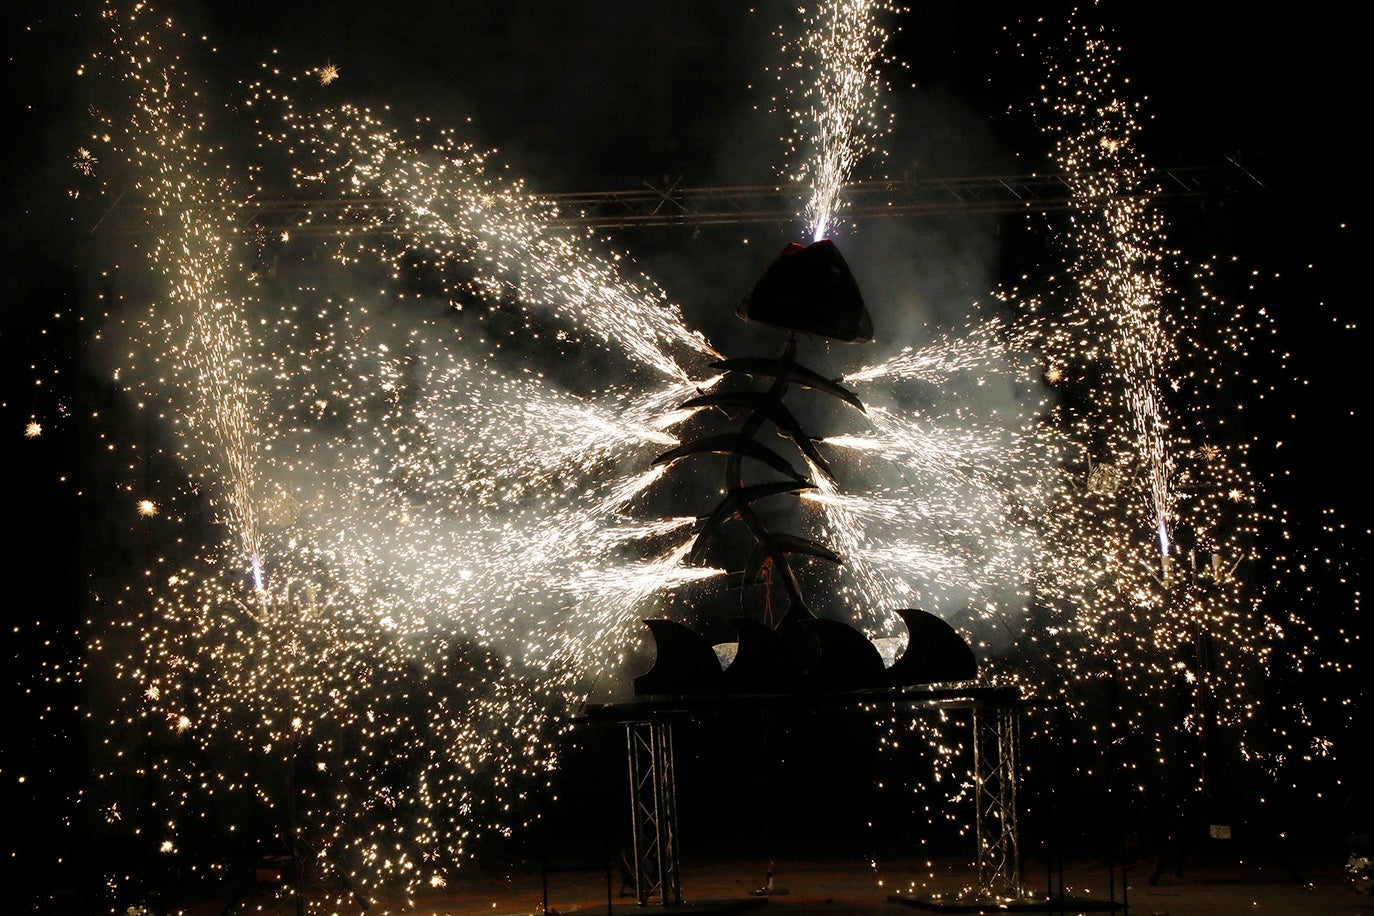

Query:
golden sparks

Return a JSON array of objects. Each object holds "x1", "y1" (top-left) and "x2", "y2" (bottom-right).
[
  {"x1": 71, "y1": 146, "x2": 97, "y2": 174},
  {"x1": 773, "y1": 0, "x2": 903, "y2": 241}
]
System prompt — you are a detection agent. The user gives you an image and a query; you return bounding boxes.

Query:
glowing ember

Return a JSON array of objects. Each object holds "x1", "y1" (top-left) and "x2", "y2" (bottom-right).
[{"x1": 71, "y1": 146, "x2": 97, "y2": 175}]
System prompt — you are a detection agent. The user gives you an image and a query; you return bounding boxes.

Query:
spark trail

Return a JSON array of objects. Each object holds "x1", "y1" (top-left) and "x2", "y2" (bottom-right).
[
  {"x1": 776, "y1": 0, "x2": 902, "y2": 241},
  {"x1": 96, "y1": 6, "x2": 266, "y2": 584},
  {"x1": 262, "y1": 95, "x2": 719, "y2": 382},
  {"x1": 1040, "y1": 23, "x2": 1176, "y2": 554},
  {"x1": 960, "y1": 10, "x2": 1312, "y2": 825}
]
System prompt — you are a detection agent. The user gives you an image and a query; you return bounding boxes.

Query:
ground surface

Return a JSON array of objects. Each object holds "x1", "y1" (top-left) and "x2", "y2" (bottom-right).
[{"x1": 168, "y1": 851, "x2": 1372, "y2": 916}]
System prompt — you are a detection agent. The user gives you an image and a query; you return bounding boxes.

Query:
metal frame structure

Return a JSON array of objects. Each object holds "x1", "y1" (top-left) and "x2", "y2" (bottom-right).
[
  {"x1": 625, "y1": 720, "x2": 682, "y2": 907},
  {"x1": 97, "y1": 163, "x2": 1255, "y2": 238},
  {"x1": 580, "y1": 685, "x2": 1041, "y2": 909},
  {"x1": 531, "y1": 164, "x2": 1250, "y2": 230},
  {"x1": 972, "y1": 704, "x2": 1024, "y2": 902}
]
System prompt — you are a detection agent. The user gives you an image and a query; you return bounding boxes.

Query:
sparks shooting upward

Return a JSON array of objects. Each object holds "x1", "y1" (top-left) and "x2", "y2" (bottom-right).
[
  {"x1": 777, "y1": 0, "x2": 901, "y2": 241},
  {"x1": 1040, "y1": 24, "x2": 1176, "y2": 555},
  {"x1": 96, "y1": 1, "x2": 268, "y2": 584}
]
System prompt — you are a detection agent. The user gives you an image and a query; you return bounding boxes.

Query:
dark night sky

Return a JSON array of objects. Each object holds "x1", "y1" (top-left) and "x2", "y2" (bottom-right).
[{"x1": 2, "y1": 0, "x2": 1369, "y2": 905}]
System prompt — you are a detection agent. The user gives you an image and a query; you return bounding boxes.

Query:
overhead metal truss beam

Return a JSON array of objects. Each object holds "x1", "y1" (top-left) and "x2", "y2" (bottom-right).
[
  {"x1": 103, "y1": 163, "x2": 1254, "y2": 238},
  {"x1": 533, "y1": 164, "x2": 1252, "y2": 230}
]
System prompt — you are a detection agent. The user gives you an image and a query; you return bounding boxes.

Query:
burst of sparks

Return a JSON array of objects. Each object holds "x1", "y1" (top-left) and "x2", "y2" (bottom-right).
[
  {"x1": 1039, "y1": 25, "x2": 1176, "y2": 553},
  {"x1": 71, "y1": 146, "x2": 97, "y2": 174},
  {"x1": 52, "y1": 2, "x2": 1344, "y2": 910},
  {"x1": 774, "y1": 1, "x2": 902, "y2": 241},
  {"x1": 76, "y1": 3, "x2": 728, "y2": 904}
]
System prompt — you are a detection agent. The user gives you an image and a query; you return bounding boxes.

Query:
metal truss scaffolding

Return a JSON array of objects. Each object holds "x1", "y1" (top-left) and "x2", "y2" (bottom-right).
[
  {"x1": 972, "y1": 704, "x2": 1024, "y2": 902},
  {"x1": 580, "y1": 686, "x2": 1042, "y2": 910},
  {"x1": 97, "y1": 163, "x2": 1254, "y2": 238},
  {"x1": 625, "y1": 720, "x2": 681, "y2": 907}
]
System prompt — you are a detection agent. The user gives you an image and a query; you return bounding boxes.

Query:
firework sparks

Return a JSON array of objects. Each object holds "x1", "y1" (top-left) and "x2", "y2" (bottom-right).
[
  {"x1": 775, "y1": 1, "x2": 901, "y2": 241},
  {"x1": 1039, "y1": 25, "x2": 1176, "y2": 554},
  {"x1": 57, "y1": 2, "x2": 1337, "y2": 910},
  {"x1": 71, "y1": 146, "x2": 97, "y2": 175},
  {"x1": 77, "y1": 4, "x2": 732, "y2": 903}
]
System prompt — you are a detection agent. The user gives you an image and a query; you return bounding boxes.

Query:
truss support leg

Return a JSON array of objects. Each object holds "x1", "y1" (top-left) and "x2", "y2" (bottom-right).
[
  {"x1": 625, "y1": 720, "x2": 681, "y2": 907},
  {"x1": 973, "y1": 704, "x2": 1025, "y2": 901}
]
